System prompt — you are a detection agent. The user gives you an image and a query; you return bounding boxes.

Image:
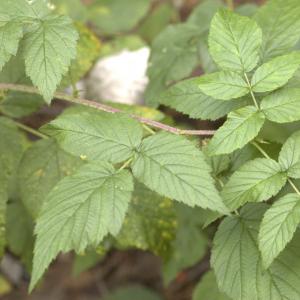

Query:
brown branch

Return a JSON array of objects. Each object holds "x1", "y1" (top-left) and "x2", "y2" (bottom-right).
[{"x1": 0, "y1": 83, "x2": 215, "y2": 136}]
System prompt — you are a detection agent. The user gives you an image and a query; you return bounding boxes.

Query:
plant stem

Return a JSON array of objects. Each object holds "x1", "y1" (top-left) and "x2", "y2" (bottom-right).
[
  {"x1": 251, "y1": 141, "x2": 270, "y2": 159},
  {"x1": 0, "y1": 83, "x2": 215, "y2": 137},
  {"x1": 225, "y1": 0, "x2": 234, "y2": 10},
  {"x1": 252, "y1": 141, "x2": 300, "y2": 196},
  {"x1": 14, "y1": 121, "x2": 48, "y2": 139},
  {"x1": 142, "y1": 124, "x2": 155, "y2": 135},
  {"x1": 244, "y1": 73, "x2": 259, "y2": 109},
  {"x1": 119, "y1": 158, "x2": 133, "y2": 171}
]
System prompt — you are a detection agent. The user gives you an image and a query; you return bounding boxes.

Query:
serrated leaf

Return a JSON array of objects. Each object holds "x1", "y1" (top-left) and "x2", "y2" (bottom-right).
[
  {"x1": 22, "y1": 15, "x2": 78, "y2": 103},
  {"x1": 145, "y1": 24, "x2": 201, "y2": 106},
  {"x1": 259, "y1": 193, "x2": 300, "y2": 269},
  {"x1": 198, "y1": 71, "x2": 249, "y2": 100},
  {"x1": 251, "y1": 53, "x2": 300, "y2": 93},
  {"x1": 254, "y1": 0, "x2": 300, "y2": 61},
  {"x1": 159, "y1": 78, "x2": 247, "y2": 121},
  {"x1": 192, "y1": 271, "x2": 230, "y2": 300},
  {"x1": 116, "y1": 182, "x2": 176, "y2": 259},
  {"x1": 18, "y1": 138, "x2": 83, "y2": 219},
  {"x1": 0, "y1": 15, "x2": 23, "y2": 71},
  {"x1": 41, "y1": 112, "x2": 143, "y2": 164},
  {"x1": 132, "y1": 132, "x2": 228, "y2": 214},
  {"x1": 208, "y1": 9, "x2": 262, "y2": 72},
  {"x1": 30, "y1": 162, "x2": 133, "y2": 291},
  {"x1": 261, "y1": 88, "x2": 300, "y2": 123},
  {"x1": 207, "y1": 106, "x2": 265, "y2": 155},
  {"x1": 279, "y1": 130, "x2": 300, "y2": 178},
  {"x1": 60, "y1": 22, "x2": 101, "y2": 89},
  {"x1": 212, "y1": 203, "x2": 300, "y2": 300},
  {"x1": 221, "y1": 158, "x2": 287, "y2": 211}
]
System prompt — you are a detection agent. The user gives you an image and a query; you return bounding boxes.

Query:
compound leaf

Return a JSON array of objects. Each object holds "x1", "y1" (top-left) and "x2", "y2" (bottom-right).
[
  {"x1": 259, "y1": 193, "x2": 300, "y2": 268},
  {"x1": 212, "y1": 203, "x2": 300, "y2": 300},
  {"x1": 198, "y1": 71, "x2": 249, "y2": 100},
  {"x1": 132, "y1": 132, "x2": 229, "y2": 214},
  {"x1": 41, "y1": 112, "x2": 143, "y2": 164},
  {"x1": 261, "y1": 88, "x2": 300, "y2": 123},
  {"x1": 209, "y1": 9, "x2": 262, "y2": 72},
  {"x1": 159, "y1": 78, "x2": 247, "y2": 120},
  {"x1": 279, "y1": 130, "x2": 300, "y2": 178},
  {"x1": 251, "y1": 53, "x2": 300, "y2": 93},
  {"x1": 22, "y1": 15, "x2": 78, "y2": 103},
  {"x1": 221, "y1": 158, "x2": 287, "y2": 211},
  {"x1": 30, "y1": 162, "x2": 133, "y2": 291},
  {"x1": 207, "y1": 106, "x2": 265, "y2": 155}
]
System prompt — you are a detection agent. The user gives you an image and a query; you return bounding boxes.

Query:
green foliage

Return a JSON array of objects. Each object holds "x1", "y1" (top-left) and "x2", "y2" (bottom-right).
[
  {"x1": 30, "y1": 162, "x2": 134, "y2": 290},
  {"x1": 42, "y1": 112, "x2": 144, "y2": 163},
  {"x1": 212, "y1": 204, "x2": 300, "y2": 300},
  {"x1": 132, "y1": 132, "x2": 228, "y2": 214},
  {"x1": 207, "y1": 106, "x2": 265, "y2": 155},
  {"x1": 88, "y1": 0, "x2": 150, "y2": 35},
  {"x1": 221, "y1": 158, "x2": 287, "y2": 210},
  {"x1": 193, "y1": 271, "x2": 230, "y2": 300},
  {"x1": 208, "y1": 9, "x2": 262, "y2": 72},
  {"x1": 3, "y1": 1, "x2": 300, "y2": 299}
]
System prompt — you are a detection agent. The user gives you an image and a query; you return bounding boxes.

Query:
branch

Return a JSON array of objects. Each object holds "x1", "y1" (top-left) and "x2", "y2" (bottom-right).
[{"x1": 0, "y1": 83, "x2": 215, "y2": 136}]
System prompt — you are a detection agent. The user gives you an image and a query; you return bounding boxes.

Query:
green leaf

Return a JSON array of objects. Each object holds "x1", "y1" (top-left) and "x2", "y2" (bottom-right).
[
  {"x1": 72, "y1": 251, "x2": 103, "y2": 277},
  {"x1": 22, "y1": 15, "x2": 78, "y2": 103},
  {"x1": 207, "y1": 106, "x2": 265, "y2": 155},
  {"x1": 0, "y1": 117, "x2": 26, "y2": 257},
  {"x1": 192, "y1": 271, "x2": 230, "y2": 300},
  {"x1": 52, "y1": 0, "x2": 88, "y2": 22},
  {"x1": 145, "y1": 24, "x2": 201, "y2": 106},
  {"x1": 254, "y1": 0, "x2": 300, "y2": 61},
  {"x1": 187, "y1": 0, "x2": 224, "y2": 32},
  {"x1": 132, "y1": 132, "x2": 229, "y2": 214},
  {"x1": 208, "y1": 9, "x2": 262, "y2": 72},
  {"x1": 6, "y1": 200, "x2": 34, "y2": 271},
  {"x1": 212, "y1": 203, "x2": 300, "y2": 300},
  {"x1": 30, "y1": 162, "x2": 134, "y2": 291},
  {"x1": 279, "y1": 130, "x2": 300, "y2": 178},
  {"x1": 163, "y1": 205, "x2": 208, "y2": 283},
  {"x1": 221, "y1": 158, "x2": 287, "y2": 211},
  {"x1": 0, "y1": 92, "x2": 44, "y2": 118},
  {"x1": 251, "y1": 53, "x2": 300, "y2": 93},
  {"x1": 41, "y1": 112, "x2": 143, "y2": 164},
  {"x1": 0, "y1": 15, "x2": 23, "y2": 71},
  {"x1": 116, "y1": 182, "x2": 176, "y2": 259},
  {"x1": 60, "y1": 22, "x2": 101, "y2": 89},
  {"x1": 18, "y1": 138, "x2": 83, "y2": 219},
  {"x1": 159, "y1": 78, "x2": 247, "y2": 121},
  {"x1": 88, "y1": 0, "x2": 150, "y2": 35},
  {"x1": 198, "y1": 71, "x2": 249, "y2": 100},
  {"x1": 259, "y1": 193, "x2": 300, "y2": 269},
  {"x1": 261, "y1": 88, "x2": 300, "y2": 123}
]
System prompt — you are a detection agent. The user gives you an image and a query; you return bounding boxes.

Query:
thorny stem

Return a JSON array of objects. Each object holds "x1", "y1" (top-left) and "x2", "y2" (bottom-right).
[
  {"x1": 225, "y1": 0, "x2": 234, "y2": 10},
  {"x1": 14, "y1": 120, "x2": 48, "y2": 139},
  {"x1": 244, "y1": 73, "x2": 259, "y2": 109},
  {"x1": 252, "y1": 141, "x2": 300, "y2": 196},
  {"x1": 0, "y1": 83, "x2": 215, "y2": 137}
]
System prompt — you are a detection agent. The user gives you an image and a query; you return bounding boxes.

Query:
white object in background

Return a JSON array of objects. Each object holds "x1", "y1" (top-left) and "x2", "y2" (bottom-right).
[{"x1": 86, "y1": 47, "x2": 150, "y2": 105}]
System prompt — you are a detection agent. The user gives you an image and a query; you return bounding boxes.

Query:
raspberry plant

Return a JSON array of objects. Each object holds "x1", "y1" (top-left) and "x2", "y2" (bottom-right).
[{"x1": 2, "y1": 0, "x2": 300, "y2": 299}]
